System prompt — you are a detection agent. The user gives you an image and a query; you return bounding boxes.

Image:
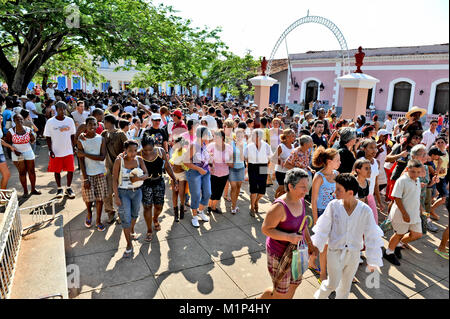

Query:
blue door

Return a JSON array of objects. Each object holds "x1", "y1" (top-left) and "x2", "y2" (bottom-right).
[
  {"x1": 269, "y1": 84, "x2": 279, "y2": 104},
  {"x1": 72, "y1": 77, "x2": 81, "y2": 90},
  {"x1": 58, "y1": 76, "x2": 66, "y2": 91}
]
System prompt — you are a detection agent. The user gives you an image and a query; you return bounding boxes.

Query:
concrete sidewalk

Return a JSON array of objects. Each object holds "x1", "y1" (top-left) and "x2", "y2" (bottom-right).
[{"x1": 4, "y1": 143, "x2": 449, "y2": 299}]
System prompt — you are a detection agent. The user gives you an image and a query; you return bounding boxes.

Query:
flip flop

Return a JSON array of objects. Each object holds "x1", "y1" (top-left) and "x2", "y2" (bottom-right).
[
  {"x1": 85, "y1": 217, "x2": 92, "y2": 228},
  {"x1": 144, "y1": 232, "x2": 153, "y2": 243},
  {"x1": 434, "y1": 249, "x2": 449, "y2": 260}
]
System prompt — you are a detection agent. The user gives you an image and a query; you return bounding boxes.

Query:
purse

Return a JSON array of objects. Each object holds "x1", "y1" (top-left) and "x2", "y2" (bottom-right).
[{"x1": 291, "y1": 211, "x2": 312, "y2": 281}]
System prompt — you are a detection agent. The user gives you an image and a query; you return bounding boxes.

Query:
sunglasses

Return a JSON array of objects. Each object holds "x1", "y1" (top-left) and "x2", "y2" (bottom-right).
[{"x1": 152, "y1": 119, "x2": 161, "y2": 122}]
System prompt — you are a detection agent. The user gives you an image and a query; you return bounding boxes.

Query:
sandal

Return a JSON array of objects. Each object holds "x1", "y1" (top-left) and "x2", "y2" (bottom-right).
[
  {"x1": 144, "y1": 232, "x2": 153, "y2": 243},
  {"x1": 85, "y1": 217, "x2": 92, "y2": 228},
  {"x1": 96, "y1": 224, "x2": 106, "y2": 232},
  {"x1": 153, "y1": 220, "x2": 161, "y2": 231},
  {"x1": 123, "y1": 248, "x2": 134, "y2": 258},
  {"x1": 430, "y1": 213, "x2": 440, "y2": 221},
  {"x1": 131, "y1": 233, "x2": 139, "y2": 240},
  {"x1": 434, "y1": 249, "x2": 449, "y2": 260}
]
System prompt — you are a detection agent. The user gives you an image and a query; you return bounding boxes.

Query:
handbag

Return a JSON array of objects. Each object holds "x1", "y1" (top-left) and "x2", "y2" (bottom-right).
[{"x1": 291, "y1": 210, "x2": 312, "y2": 281}]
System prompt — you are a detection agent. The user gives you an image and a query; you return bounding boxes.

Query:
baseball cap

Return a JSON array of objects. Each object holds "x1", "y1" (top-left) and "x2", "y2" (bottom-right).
[
  {"x1": 377, "y1": 129, "x2": 389, "y2": 137},
  {"x1": 429, "y1": 146, "x2": 445, "y2": 157},
  {"x1": 171, "y1": 109, "x2": 183, "y2": 118},
  {"x1": 151, "y1": 113, "x2": 162, "y2": 121}
]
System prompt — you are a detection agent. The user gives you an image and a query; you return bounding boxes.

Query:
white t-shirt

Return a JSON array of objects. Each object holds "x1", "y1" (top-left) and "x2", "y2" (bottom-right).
[
  {"x1": 71, "y1": 110, "x2": 90, "y2": 127},
  {"x1": 244, "y1": 142, "x2": 272, "y2": 164},
  {"x1": 421, "y1": 129, "x2": 438, "y2": 151},
  {"x1": 384, "y1": 119, "x2": 396, "y2": 134},
  {"x1": 124, "y1": 105, "x2": 136, "y2": 115},
  {"x1": 44, "y1": 116, "x2": 76, "y2": 157},
  {"x1": 389, "y1": 174, "x2": 421, "y2": 225},
  {"x1": 25, "y1": 101, "x2": 38, "y2": 119},
  {"x1": 202, "y1": 115, "x2": 217, "y2": 131},
  {"x1": 368, "y1": 158, "x2": 379, "y2": 195},
  {"x1": 46, "y1": 88, "x2": 55, "y2": 101}
]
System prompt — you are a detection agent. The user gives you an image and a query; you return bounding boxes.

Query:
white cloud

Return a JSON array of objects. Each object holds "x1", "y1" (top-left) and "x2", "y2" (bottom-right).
[{"x1": 158, "y1": 0, "x2": 449, "y2": 59}]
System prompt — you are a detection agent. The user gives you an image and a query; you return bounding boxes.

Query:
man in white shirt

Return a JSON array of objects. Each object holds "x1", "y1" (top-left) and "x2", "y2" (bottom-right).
[
  {"x1": 71, "y1": 101, "x2": 90, "y2": 128},
  {"x1": 311, "y1": 173, "x2": 383, "y2": 299},
  {"x1": 383, "y1": 114, "x2": 396, "y2": 136},
  {"x1": 421, "y1": 120, "x2": 438, "y2": 151},
  {"x1": 202, "y1": 106, "x2": 218, "y2": 131},
  {"x1": 44, "y1": 101, "x2": 77, "y2": 199},
  {"x1": 25, "y1": 94, "x2": 39, "y2": 120},
  {"x1": 46, "y1": 83, "x2": 56, "y2": 101}
]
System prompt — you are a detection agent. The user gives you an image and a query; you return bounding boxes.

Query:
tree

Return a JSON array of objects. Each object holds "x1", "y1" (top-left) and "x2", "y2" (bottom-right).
[
  {"x1": 130, "y1": 21, "x2": 226, "y2": 95},
  {"x1": 34, "y1": 51, "x2": 105, "y2": 90},
  {"x1": 202, "y1": 51, "x2": 260, "y2": 101},
  {"x1": 0, "y1": 0, "x2": 196, "y2": 94}
]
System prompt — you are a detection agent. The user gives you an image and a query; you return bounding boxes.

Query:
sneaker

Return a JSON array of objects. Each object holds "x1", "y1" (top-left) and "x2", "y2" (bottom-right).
[
  {"x1": 394, "y1": 247, "x2": 403, "y2": 260},
  {"x1": 231, "y1": 208, "x2": 237, "y2": 215},
  {"x1": 65, "y1": 187, "x2": 75, "y2": 199},
  {"x1": 198, "y1": 211, "x2": 210, "y2": 222},
  {"x1": 56, "y1": 188, "x2": 64, "y2": 199},
  {"x1": 383, "y1": 251, "x2": 401, "y2": 266},
  {"x1": 427, "y1": 220, "x2": 439, "y2": 233},
  {"x1": 191, "y1": 216, "x2": 200, "y2": 228}
]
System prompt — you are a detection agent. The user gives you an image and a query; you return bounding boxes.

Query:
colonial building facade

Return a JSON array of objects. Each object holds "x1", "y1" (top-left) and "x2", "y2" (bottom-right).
[{"x1": 269, "y1": 43, "x2": 448, "y2": 119}]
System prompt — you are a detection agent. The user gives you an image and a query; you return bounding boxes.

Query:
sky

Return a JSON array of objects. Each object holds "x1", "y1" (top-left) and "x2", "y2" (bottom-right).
[{"x1": 156, "y1": 0, "x2": 449, "y2": 59}]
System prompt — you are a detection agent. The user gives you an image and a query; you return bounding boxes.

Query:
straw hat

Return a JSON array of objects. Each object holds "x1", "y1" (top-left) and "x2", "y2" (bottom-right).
[{"x1": 406, "y1": 106, "x2": 427, "y2": 120}]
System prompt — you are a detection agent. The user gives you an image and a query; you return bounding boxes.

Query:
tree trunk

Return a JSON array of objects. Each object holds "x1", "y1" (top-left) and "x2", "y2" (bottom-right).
[{"x1": 42, "y1": 73, "x2": 49, "y2": 91}]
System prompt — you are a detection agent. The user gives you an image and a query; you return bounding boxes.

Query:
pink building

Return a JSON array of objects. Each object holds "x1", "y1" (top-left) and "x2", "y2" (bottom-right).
[{"x1": 270, "y1": 44, "x2": 449, "y2": 120}]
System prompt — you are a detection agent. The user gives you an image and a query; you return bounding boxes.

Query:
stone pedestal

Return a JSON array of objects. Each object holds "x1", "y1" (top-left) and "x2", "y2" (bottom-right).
[
  {"x1": 249, "y1": 76, "x2": 277, "y2": 112},
  {"x1": 336, "y1": 73, "x2": 379, "y2": 121}
]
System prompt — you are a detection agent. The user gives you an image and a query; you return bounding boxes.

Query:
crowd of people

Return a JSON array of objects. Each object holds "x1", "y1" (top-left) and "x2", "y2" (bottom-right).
[{"x1": 0, "y1": 85, "x2": 448, "y2": 298}]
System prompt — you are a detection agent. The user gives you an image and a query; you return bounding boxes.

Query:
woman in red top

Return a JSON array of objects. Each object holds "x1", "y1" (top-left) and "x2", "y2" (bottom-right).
[{"x1": 4, "y1": 114, "x2": 40, "y2": 197}]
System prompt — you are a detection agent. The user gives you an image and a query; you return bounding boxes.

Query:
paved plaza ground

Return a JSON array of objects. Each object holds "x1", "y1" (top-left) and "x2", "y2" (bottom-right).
[{"x1": 5, "y1": 141, "x2": 449, "y2": 299}]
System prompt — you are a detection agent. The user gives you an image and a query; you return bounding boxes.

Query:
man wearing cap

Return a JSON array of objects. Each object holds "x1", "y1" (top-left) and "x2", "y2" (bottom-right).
[
  {"x1": 171, "y1": 109, "x2": 187, "y2": 139},
  {"x1": 143, "y1": 113, "x2": 169, "y2": 153},
  {"x1": 421, "y1": 120, "x2": 439, "y2": 152}
]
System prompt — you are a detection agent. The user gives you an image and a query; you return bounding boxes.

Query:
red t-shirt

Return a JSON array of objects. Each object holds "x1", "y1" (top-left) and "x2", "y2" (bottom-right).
[
  {"x1": 438, "y1": 116, "x2": 444, "y2": 126},
  {"x1": 96, "y1": 122, "x2": 104, "y2": 135}
]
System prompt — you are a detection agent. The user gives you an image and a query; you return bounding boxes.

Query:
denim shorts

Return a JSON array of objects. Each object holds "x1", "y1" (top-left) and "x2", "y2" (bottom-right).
[
  {"x1": 229, "y1": 167, "x2": 245, "y2": 182},
  {"x1": 436, "y1": 177, "x2": 449, "y2": 199},
  {"x1": 118, "y1": 188, "x2": 142, "y2": 229},
  {"x1": 11, "y1": 149, "x2": 35, "y2": 161},
  {"x1": 0, "y1": 154, "x2": 5, "y2": 164}
]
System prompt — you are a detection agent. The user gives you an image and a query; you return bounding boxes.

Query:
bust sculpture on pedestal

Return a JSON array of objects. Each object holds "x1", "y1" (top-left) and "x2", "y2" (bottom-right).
[{"x1": 354, "y1": 46, "x2": 365, "y2": 73}]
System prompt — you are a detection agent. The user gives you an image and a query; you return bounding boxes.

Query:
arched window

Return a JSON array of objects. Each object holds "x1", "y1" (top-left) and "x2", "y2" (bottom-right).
[
  {"x1": 433, "y1": 82, "x2": 449, "y2": 115},
  {"x1": 392, "y1": 81, "x2": 412, "y2": 112},
  {"x1": 305, "y1": 81, "x2": 319, "y2": 107}
]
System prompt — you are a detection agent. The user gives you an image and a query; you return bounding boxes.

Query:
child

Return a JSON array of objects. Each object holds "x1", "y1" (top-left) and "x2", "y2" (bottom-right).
[
  {"x1": 383, "y1": 159, "x2": 424, "y2": 266},
  {"x1": 352, "y1": 158, "x2": 371, "y2": 205},
  {"x1": 358, "y1": 139, "x2": 383, "y2": 224},
  {"x1": 311, "y1": 173, "x2": 383, "y2": 299},
  {"x1": 77, "y1": 117, "x2": 108, "y2": 231}
]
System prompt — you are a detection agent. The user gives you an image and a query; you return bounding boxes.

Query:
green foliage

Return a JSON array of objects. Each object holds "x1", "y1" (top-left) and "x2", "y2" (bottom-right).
[
  {"x1": 0, "y1": 0, "x2": 218, "y2": 94},
  {"x1": 202, "y1": 51, "x2": 260, "y2": 100}
]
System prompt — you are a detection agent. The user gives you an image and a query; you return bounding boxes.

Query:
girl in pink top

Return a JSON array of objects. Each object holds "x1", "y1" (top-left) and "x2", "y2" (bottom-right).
[{"x1": 206, "y1": 129, "x2": 233, "y2": 214}]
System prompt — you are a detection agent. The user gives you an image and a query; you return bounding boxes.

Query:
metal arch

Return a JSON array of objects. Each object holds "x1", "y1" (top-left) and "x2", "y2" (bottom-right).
[{"x1": 267, "y1": 15, "x2": 351, "y2": 76}]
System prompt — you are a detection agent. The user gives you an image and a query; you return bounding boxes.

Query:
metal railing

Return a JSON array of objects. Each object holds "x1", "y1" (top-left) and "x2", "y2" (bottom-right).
[
  {"x1": 0, "y1": 189, "x2": 22, "y2": 299},
  {"x1": 19, "y1": 199, "x2": 58, "y2": 232}
]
